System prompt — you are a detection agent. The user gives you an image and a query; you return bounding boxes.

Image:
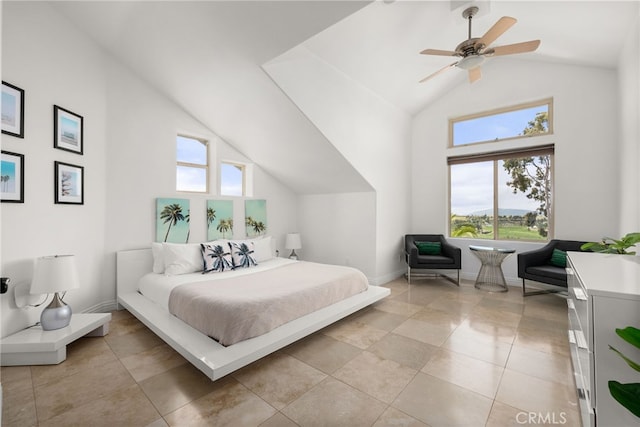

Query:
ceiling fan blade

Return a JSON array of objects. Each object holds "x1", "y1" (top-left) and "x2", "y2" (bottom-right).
[
  {"x1": 420, "y1": 48, "x2": 458, "y2": 56},
  {"x1": 419, "y1": 61, "x2": 458, "y2": 83},
  {"x1": 486, "y1": 40, "x2": 541, "y2": 56},
  {"x1": 468, "y1": 67, "x2": 482, "y2": 83},
  {"x1": 476, "y1": 16, "x2": 516, "y2": 49}
]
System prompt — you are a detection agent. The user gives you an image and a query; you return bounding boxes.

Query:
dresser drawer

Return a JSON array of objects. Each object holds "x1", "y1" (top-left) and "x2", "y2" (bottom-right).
[{"x1": 567, "y1": 265, "x2": 591, "y2": 349}]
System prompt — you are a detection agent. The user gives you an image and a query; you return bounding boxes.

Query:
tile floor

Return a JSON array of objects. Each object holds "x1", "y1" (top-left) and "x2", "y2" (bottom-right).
[{"x1": 1, "y1": 277, "x2": 580, "y2": 426}]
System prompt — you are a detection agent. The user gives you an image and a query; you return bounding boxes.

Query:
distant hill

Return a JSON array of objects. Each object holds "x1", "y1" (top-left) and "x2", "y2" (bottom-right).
[{"x1": 467, "y1": 208, "x2": 536, "y2": 217}]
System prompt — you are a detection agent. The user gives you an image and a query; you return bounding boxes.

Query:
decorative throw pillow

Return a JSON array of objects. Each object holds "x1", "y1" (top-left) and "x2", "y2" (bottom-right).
[
  {"x1": 549, "y1": 248, "x2": 567, "y2": 268},
  {"x1": 229, "y1": 241, "x2": 258, "y2": 269},
  {"x1": 201, "y1": 243, "x2": 233, "y2": 273},
  {"x1": 415, "y1": 241, "x2": 442, "y2": 255}
]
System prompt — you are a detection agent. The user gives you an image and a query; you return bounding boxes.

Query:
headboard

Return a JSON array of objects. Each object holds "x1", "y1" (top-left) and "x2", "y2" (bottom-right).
[{"x1": 116, "y1": 248, "x2": 153, "y2": 297}]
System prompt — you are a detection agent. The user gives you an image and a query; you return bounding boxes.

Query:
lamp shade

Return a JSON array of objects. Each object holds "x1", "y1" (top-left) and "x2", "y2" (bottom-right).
[
  {"x1": 285, "y1": 233, "x2": 302, "y2": 250},
  {"x1": 30, "y1": 255, "x2": 80, "y2": 295}
]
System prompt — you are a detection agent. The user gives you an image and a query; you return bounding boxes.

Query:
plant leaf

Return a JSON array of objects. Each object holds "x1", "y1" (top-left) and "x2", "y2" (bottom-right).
[
  {"x1": 610, "y1": 345, "x2": 640, "y2": 372},
  {"x1": 608, "y1": 381, "x2": 640, "y2": 418},
  {"x1": 623, "y1": 232, "x2": 640, "y2": 245},
  {"x1": 616, "y1": 327, "x2": 640, "y2": 350}
]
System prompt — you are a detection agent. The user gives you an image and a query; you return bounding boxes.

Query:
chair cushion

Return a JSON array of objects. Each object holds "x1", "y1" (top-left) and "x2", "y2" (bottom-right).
[
  {"x1": 416, "y1": 254, "x2": 454, "y2": 265},
  {"x1": 415, "y1": 241, "x2": 442, "y2": 255},
  {"x1": 548, "y1": 249, "x2": 567, "y2": 268},
  {"x1": 526, "y1": 265, "x2": 566, "y2": 281}
]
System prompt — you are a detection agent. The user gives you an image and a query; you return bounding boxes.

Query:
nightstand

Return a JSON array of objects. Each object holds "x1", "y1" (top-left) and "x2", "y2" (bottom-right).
[{"x1": 0, "y1": 312, "x2": 111, "y2": 366}]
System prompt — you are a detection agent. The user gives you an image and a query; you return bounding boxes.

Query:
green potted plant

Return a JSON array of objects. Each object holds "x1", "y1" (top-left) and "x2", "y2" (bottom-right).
[
  {"x1": 581, "y1": 232, "x2": 640, "y2": 254},
  {"x1": 608, "y1": 326, "x2": 640, "y2": 418}
]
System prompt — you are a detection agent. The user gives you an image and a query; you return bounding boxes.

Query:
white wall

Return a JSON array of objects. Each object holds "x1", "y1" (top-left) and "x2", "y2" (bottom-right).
[
  {"x1": 617, "y1": 11, "x2": 640, "y2": 235},
  {"x1": 1, "y1": 2, "x2": 108, "y2": 336},
  {"x1": 298, "y1": 192, "x2": 377, "y2": 280},
  {"x1": 1, "y1": 2, "x2": 299, "y2": 337},
  {"x1": 264, "y1": 46, "x2": 412, "y2": 284},
  {"x1": 412, "y1": 58, "x2": 620, "y2": 283}
]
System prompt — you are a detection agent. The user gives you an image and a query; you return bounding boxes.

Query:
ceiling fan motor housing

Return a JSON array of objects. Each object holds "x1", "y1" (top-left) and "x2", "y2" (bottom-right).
[{"x1": 456, "y1": 38, "x2": 482, "y2": 56}]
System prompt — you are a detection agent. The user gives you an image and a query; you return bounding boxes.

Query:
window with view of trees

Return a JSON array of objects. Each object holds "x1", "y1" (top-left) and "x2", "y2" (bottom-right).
[
  {"x1": 176, "y1": 135, "x2": 208, "y2": 193},
  {"x1": 450, "y1": 98, "x2": 552, "y2": 147},
  {"x1": 449, "y1": 103, "x2": 553, "y2": 241}
]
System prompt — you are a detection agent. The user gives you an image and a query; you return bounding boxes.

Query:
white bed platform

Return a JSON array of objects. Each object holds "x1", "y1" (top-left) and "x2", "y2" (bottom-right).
[{"x1": 116, "y1": 248, "x2": 390, "y2": 381}]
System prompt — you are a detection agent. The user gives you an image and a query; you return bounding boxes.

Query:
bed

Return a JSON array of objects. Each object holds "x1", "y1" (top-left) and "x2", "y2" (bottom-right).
[{"x1": 116, "y1": 247, "x2": 390, "y2": 381}]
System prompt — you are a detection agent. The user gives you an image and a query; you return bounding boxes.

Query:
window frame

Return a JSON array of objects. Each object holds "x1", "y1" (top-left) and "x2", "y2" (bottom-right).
[
  {"x1": 448, "y1": 98, "x2": 553, "y2": 148},
  {"x1": 220, "y1": 161, "x2": 246, "y2": 197},
  {"x1": 448, "y1": 145, "x2": 555, "y2": 242},
  {"x1": 176, "y1": 134, "x2": 209, "y2": 194}
]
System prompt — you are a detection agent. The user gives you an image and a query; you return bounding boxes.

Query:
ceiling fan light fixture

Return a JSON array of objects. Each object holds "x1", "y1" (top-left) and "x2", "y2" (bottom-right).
[{"x1": 457, "y1": 54, "x2": 485, "y2": 70}]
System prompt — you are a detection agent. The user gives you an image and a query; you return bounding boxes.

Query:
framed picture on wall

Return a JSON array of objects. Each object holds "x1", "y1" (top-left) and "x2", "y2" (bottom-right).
[
  {"x1": 156, "y1": 198, "x2": 190, "y2": 243},
  {"x1": 54, "y1": 105, "x2": 83, "y2": 154},
  {"x1": 1, "y1": 151, "x2": 24, "y2": 203},
  {"x1": 245, "y1": 199, "x2": 267, "y2": 237},
  {"x1": 55, "y1": 161, "x2": 84, "y2": 205},
  {"x1": 1, "y1": 81, "x2": 25, "y2": 138}
]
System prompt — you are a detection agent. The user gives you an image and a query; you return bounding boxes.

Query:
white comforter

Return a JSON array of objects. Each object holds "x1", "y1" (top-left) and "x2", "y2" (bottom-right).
[{"x1": 138, "y1": 259, "x2": 369, "y2": 346}]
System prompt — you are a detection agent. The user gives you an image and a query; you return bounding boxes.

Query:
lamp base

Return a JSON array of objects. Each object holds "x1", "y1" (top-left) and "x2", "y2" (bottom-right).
[
  {"x1": 288, "y1": 249, "x2": 298, "y2": 260},
  {"x1": 40, "y1": 292, "x2": 72, "y2": 331}
]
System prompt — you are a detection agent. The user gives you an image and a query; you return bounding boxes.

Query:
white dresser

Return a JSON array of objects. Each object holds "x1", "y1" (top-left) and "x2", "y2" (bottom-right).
[{"x1": 567, "y1": 252, "x2": 640, "y2": 427}]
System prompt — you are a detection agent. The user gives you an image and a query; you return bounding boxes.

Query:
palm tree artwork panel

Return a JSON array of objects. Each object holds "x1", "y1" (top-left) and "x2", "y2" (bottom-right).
[
  {"x1": 245, "y1": 199, "x2": 267, "y2": 237},
  {"x1": 156, "y1": 198, "x2": 190, "y2": 243},
  {"x1": 207, "y1": 199, "x2": 234, "y2": 240}
]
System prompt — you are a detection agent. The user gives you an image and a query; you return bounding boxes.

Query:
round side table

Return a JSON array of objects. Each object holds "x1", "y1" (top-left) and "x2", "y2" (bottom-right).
[{"x1": 469, "y1": 245, "x2": 516, "y2": 292}]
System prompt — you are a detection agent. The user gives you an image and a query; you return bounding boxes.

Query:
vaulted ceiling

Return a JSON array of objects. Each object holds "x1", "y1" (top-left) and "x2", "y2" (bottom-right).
[{"x1": 51, "y1": 1, "x2": 639, "y2": 194}]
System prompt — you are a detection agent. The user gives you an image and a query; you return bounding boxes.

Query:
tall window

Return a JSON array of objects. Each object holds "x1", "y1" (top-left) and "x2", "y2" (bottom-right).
[
  {"x1": 449, "y1": 147, "x2": 553, "y2": 241},
  {"x1": 220, "y1": 161, "x2": 245, "y2": 196},
  {"x1": 176, "y1": 135, "x2": 208, "y2": 192},
  {"x1": 448, "y1": 99, "x2": 554, "y2": 241}
]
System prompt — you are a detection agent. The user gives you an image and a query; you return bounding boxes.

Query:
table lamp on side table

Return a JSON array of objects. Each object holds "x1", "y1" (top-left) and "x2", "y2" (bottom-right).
[
  {"x1": 30, "y1": 255, "x2": 80, "y2": 331},
  {"x1": 285, "y1": 233, "x2": 302, "y2": 260}
]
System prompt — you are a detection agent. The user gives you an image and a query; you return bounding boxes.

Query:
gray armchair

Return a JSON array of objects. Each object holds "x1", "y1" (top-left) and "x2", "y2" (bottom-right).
[
  {"x1": 518, "y1": 239, "x2": 589, "y2": 296},
  {"x1": 405, "y1": 234, "x2": 461, "y2": 285}
]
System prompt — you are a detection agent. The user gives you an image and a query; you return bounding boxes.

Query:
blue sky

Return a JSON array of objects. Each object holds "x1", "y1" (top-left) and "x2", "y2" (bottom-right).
[
  {"x1": 1, "y1": 160, "x2": 16, "y2": 192},
  {"x1": 453, "y1": 105, "x2": 547, "y2": 146},
  {"x1": 451, "y1": 160, "x2": 546, "y2": 216}
]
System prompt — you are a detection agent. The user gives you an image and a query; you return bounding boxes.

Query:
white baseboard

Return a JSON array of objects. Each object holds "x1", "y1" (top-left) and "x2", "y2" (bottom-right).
[
  {"x1": 368, "y1": 268, "x2": 405, "y2": 286},
  {"x1": 82, "y1": 300, "x2": 118, "y2": 314}
]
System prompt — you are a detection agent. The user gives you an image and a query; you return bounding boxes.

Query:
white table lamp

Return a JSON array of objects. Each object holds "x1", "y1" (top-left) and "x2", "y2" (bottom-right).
[
  {"x1": 30, "y1": 255, "x2": 80, "y2": 330},
  {"x1": 285, "y1": 233, "x2": 302, "y2": 260}
]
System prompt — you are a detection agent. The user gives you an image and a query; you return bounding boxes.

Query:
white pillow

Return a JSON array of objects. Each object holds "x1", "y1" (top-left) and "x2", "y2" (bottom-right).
[
  {"x1": 162, "y1": 243, "x2": 203, "y2": 275},
  {"x1": 253, "y1": 236, "x2": 274, "y2": 262},
  {"x1": 151, "y1": 242, "x2": 164, "y2": 274}
]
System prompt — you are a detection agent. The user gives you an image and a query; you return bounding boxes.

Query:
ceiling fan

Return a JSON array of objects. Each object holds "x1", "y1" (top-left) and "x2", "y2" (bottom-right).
[{"x1": 419, "y1": 6, "x2": 540, "y2": 84}]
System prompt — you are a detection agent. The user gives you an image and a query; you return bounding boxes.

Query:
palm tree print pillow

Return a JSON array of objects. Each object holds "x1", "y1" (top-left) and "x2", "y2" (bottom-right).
[
  {"x1": 229, "y1": 241, "x2": 258, "y2": 269},
  {"x1": 201, "y1": 243, "x2": 233, "y2": 273}
]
